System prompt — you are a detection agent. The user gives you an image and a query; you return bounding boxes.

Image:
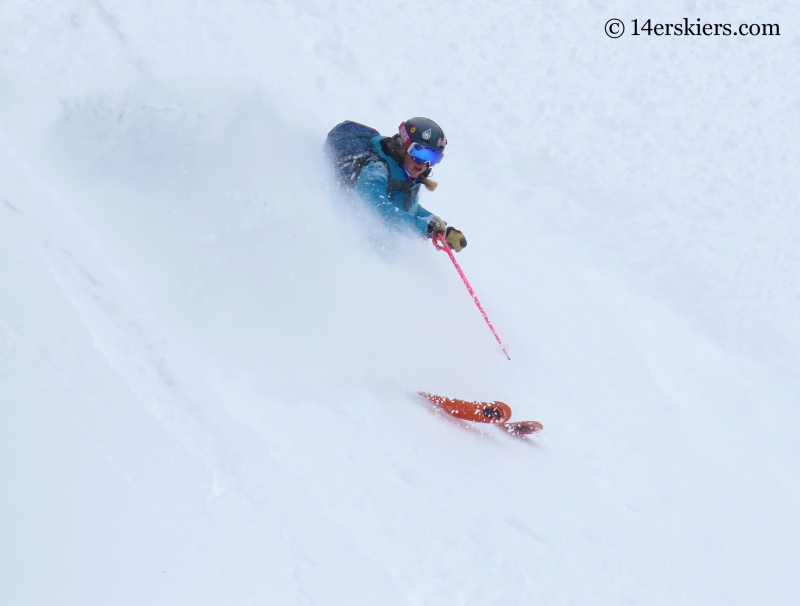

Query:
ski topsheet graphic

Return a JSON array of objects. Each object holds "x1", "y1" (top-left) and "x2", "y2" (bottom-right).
[{"x1": 418, "y1": 392, "x2": 543, "y2": 436}]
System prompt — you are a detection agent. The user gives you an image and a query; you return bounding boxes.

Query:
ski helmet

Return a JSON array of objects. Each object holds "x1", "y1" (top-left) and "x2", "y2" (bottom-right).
[
  {"x1": 399, "y1": 117, "x2": 447, "y2": 151},
  {"x1": 398, "y1": 117, "x2": 447, "y2": 165}
]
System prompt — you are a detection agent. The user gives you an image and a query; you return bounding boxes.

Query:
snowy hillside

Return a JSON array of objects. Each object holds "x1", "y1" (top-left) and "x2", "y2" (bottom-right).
[{"x1": 2, "y1": 1, "x2": 799, "y2": 604}]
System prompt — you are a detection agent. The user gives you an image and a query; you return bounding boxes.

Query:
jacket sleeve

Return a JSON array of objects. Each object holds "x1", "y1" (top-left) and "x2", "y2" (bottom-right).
[
  {"x1": 353, "y1": 162, "x2": 431, "y2": 237},
  {"x1": 414, "y1": 203, "x2": 434, "y2": 222}
]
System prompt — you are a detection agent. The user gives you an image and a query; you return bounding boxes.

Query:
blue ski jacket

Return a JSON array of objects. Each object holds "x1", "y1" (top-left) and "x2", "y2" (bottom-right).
[{"x1": 352, "y1": 136, "x2": 434, "y2": 237}]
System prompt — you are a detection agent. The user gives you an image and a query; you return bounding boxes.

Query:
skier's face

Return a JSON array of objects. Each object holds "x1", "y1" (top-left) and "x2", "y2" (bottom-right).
[{"x1": 403, "y1": 153, "x2": 428, "y2": 179}]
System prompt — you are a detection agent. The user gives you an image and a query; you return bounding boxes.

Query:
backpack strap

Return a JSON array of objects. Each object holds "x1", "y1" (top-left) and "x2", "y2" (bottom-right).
[{"x1": 370, "y1": 136, "x2": 420, "y2": 211}]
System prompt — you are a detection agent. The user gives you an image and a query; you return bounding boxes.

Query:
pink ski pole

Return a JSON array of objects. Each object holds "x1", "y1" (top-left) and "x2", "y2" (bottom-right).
[{"x1": 432, "y1": 233, "x2": 511, "y2": 361}]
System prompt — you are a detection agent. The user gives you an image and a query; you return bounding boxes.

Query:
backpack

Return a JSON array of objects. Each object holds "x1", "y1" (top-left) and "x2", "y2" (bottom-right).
[{"x1": 325, "y1": 121, "x2": 382, "y2": 188}]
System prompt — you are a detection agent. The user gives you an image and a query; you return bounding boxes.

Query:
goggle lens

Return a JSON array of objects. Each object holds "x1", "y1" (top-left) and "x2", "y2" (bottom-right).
[{"x1": 408, "y1": 143, "x2": 444, "y2": 166}]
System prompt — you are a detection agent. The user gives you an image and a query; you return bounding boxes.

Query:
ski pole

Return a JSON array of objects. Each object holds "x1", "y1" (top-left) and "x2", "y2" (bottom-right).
[{"x1": 432, "y1": 233, "x2": 511, "y2": 361}]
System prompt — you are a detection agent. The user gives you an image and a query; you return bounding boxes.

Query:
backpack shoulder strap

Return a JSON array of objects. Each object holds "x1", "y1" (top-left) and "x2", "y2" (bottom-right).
[{"x1": 370, "y1": 137, "x2": 418, "y2": 209}]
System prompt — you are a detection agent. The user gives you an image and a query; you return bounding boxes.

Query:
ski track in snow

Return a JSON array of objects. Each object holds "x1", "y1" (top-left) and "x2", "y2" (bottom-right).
[{"x1": 2, "y1": 1, "x2": 800, "y2": 604}]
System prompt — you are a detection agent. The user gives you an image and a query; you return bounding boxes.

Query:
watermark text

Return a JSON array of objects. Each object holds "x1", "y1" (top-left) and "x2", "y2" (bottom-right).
[{"x1": 605, "y1": 18, "x2": 781, "y2": 39}]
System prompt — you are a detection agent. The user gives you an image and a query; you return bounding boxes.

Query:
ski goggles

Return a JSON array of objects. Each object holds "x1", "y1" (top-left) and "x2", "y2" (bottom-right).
[{"x1": 407, "y1": 142, "x2": 444, "y2": 166}]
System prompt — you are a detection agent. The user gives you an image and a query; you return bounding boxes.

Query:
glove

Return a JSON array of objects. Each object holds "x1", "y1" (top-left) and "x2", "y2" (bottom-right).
[
  {"x1": 445, "y1": 226, "x2": 467, "y2": 252},
  {"x1": 426, "y1": 215, "x2": 446, "y2": 235}
]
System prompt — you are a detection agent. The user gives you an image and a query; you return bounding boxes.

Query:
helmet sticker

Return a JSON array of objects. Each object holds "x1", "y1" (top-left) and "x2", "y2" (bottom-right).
[
  {"x1": 399, "y1": 122, "x2": 410, "y2": 145},
  {"x1": 437, "y1": 137, "x2": 447, "y2": 148},
  {"x1": 409, "y1": 126, "x2": 417, "y2": 133},
  {"x1": 422, "y1": 128, "x2": 432, "y2": 140}
]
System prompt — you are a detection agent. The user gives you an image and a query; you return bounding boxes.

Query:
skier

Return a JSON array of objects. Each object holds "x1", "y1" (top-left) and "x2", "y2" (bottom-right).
[{"x1": 325, "y1": 118, "x2": 467, "y2": 252}]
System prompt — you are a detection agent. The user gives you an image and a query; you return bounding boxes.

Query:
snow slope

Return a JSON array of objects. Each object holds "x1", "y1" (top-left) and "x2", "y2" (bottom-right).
[{"x1": 2, "y1": 1, "x2": 799, "y2": 604}]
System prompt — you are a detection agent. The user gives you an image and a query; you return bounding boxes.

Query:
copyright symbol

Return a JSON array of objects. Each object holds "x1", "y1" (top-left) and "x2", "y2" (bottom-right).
[{"x1": 605, "y1": 18, "x2": 624, "y2": 38}]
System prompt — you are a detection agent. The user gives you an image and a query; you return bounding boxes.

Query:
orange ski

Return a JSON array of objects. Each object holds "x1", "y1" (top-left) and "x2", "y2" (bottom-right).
[
  {"x1": 418, "y1": 392, "x2": 543, "y2": 435},
  {"x1": 500, "y1": 420, "x2": 544, "y2": 436}
]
